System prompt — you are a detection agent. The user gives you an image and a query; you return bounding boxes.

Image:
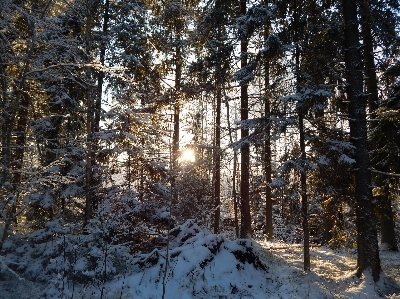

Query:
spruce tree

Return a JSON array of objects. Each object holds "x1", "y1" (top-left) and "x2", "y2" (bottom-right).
[{"x1": 342, "y1": 0, "x2": 381, "y2": 281}]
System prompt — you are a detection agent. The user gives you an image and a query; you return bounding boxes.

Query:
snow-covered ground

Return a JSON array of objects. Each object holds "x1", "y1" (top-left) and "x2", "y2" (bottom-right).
[
  {"x1": 1, "y1": 220, "x2": 399, "y2": 298},
  {"x1": 254, "y1": 241, "x2": 400, "y2": 298}
]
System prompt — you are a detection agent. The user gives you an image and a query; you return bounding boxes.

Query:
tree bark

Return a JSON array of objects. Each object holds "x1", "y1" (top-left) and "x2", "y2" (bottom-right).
[
  {"x1": 359, "y1": 0, "x2": 398, "y2": 251},
  {"x1": 293, "y1": 0, "x2": 310, "y2": 271},
  {"x1": 213, "y1": 74, "x2": 221, "y2": 234},
  {"x1": 212, "y1": 0, "x2": 223, "y2": 234},
  {"x1": 299, "y1": 112, "x2": 310, "y2": 271},
  {"x1": 84, "y1": 0, "x2": 97, "y2": 225},
  {"x1": 171, "y1": 33, "x2": 181, "y2": 203},
  {"x1": 0, "y1": 49, "x2": 12, "y2": 190},
  {"x1": 359, "y1": 0, "x2": 379, "y2": 118},
  {"x1": 379, "y1": 184, "x2": 398, "y2": 251},
  {"x1": 95, "y1": 0, "x2": 109, "y2": 133},
  {"x1": 224, "y1": 91, "x2": 239, "y2": 237},
  {"x1": 342, "y1": 0, "x2": 381, "y2": 281},
  {"x1": 239, "y1": 0, "x2": 251, "y2": 239},
  {"x1": 263, "y1": 21, "x2": 273, "y2": 241},
  {"x1": 10, "y1": 91, "x2": 30, "y2": 193}
]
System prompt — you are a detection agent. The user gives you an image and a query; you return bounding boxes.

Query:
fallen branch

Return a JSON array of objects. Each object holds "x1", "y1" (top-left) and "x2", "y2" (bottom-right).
[
  {"x1": 370, "y1": 169, "x2": 400, "y2": 178},
  {"x1": 267, "y1": 244, "x2": 323, "y2": 250}
]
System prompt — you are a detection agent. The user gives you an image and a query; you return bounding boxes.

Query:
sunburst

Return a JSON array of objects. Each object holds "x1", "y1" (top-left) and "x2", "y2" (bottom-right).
[{"x1": 180, "y1": 149, "x2": 195, "y2": 163}]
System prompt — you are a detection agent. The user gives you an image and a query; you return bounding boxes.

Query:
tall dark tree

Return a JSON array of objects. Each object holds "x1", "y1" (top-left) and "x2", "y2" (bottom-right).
[
  {"x1": 213, "y1": 33, "x2": 222, "y2": 234},
  {"x1": 239, "y1": 0, "x2": 252, "y2": 239},
  {"x1": 83, "y1": 0, "x2": 100, "y2": 224},
  {"x1": 292, "y1": 0, "x2": 310, "y2": 271},
  {"x1": 342, "y1": 0, "x2": 381, "y2": 281},
  {"x1": 359, "y1": 0, "x2": 399, "y2": 252},
  {"x1": 262, "y1": 4, "x2": 273, "y2": 241}
]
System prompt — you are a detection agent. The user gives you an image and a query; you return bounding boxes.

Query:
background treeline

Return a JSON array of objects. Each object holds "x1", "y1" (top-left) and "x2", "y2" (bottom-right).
[{"x1": 0, "y1": 0, "x2": 399, "y2": 288}]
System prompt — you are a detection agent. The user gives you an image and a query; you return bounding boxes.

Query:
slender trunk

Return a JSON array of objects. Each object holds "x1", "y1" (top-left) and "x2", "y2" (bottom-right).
[
  {"x1": 263, "y1": 22, "x2": 273, "y2": 240},
  {"x1": 293, "y1": 0, "x2": 310, "y2": 271},
  {"x1": 299, "y1": 113, "x2": 310, "y2": 271},
  {"x1": 10, "y1": 91, "x2": 30, "y2": 192},
  {"x1": 85, "y1": 2, "x2": 95, "y2": 225},
  {"x1": 224, "y1": 90, "x2": 239, "y2": 237},
  {"x1": 85, "y1": 88, "x2": 94, "y2": 224},
  {"x1": 239, "y1": 0, "x2": 251, "y2": 239},
  {"x1": 0, "y1": 51, "x2": 12, "y2": 189},
  {"x1": 214, "y1": 78, "x2": 221, "y2": 234},
  {"x1": 95, "y1": 0, "x2": 109, "y2": 132},
  {"x1": 233, "y1": 152, "x2": 239, "y2": 237},
  {"x1": 88, "y1": 0, "x2": 110, "y2": 216},
  {"x1": 213, "y1": 6, "x2": 222, "y2": 234},
  {"x1": 342, "y1": 0, "x2": 381, "y2": 281},
  {"x1": 379, "y1": 184, "x2": 398, "y2": 251},
  {"x1": 172, "y1": 104, "x2": 180, "y2": 171},
  {"x1": 359, "y1": 0, "x2": 379, "y2": 118},
  {"x1": 171, "y1": 31, "x2": 182, "y2": 203},
  {"x1": 322, "y1": 197, "x2": 334, "y2": 244}
]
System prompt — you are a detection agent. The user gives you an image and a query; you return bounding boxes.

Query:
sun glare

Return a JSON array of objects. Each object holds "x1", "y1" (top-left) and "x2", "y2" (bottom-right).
[{"x1": 180, "y1": 149, "x2": 195, "y2": 163}]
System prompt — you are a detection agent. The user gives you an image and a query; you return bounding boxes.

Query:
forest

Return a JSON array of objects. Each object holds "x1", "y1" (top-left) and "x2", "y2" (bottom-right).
[{"x1": 0, "y1": 0, "x2": 400, "y2": 298}]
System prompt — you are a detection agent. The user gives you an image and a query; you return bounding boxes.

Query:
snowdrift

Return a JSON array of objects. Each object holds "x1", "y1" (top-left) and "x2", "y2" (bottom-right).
[{"x1": 125, "y1": 219, "x2": 269, "y2": 298}]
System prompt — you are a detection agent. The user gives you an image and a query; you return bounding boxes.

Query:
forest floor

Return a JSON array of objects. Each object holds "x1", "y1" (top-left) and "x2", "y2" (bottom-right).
[
  {"x1": 1, "y1": 221, "x2": 400, "y2": 298},
  {"x1": 253, "y1": 240, "x2": 400, "y2": 298}
]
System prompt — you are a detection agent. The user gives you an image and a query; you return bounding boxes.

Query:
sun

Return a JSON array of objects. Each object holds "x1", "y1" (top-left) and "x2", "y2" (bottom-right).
[{"x1": 180, "y1": 149, "x2": 195, "y2": 163}]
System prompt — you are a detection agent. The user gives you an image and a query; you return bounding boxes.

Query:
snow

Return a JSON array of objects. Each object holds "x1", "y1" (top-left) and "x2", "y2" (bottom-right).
[
  {"x1": 318, "y1": 155, "x2": 331, "y2": 165},
  {"x1": 1, "y1": 221, "x2": 399, "y2": 298},
  {"x1": 270, "y1": 177, "x2": 286, "y2": 187},
  {"x1": 338, "y1": 153, "x2": 356, "y2": 165}
]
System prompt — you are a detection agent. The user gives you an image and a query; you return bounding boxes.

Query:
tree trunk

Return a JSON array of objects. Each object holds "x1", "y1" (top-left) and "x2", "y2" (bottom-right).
[
  {"x1": 359, "y1": 0, "x2": 379, "y2": 119},
  {"x1": 342, "y1": 0, "x2": 381, "y2": 281},
  {"x1": 10, "y1": 91, "x2": 30, "y2": 193},
  {"x1": 233, "y1": 152, "x2": 239, "y2": 237},
  {"x1": 379, "y1": 184, "x2": 398, "y2": 251},
  {"x1": 0, "y1": 51, "x2": 12, "y2": 190},
  {"x1": 85, "y1": 1, "x2": 96, "y2": 225},
  {"x1": 239, "y1": 0, "x2": 251, "y2": 239},
  {"x1": 299, "y1": 112, "x2": 310, "y2": 271},
  {"x1": 171, "y1": 32, "x2": 182, "y2": 203},
  {"x1": 213, "y1": 75, "x2": 221, "y2": 234},
  {"x1": 359, "y1": 0, "x2": 397, "y2": 251},
  {"x1": 95, "y1": 0, "x2": 109, "y2": 133},
  {"x1": 85, "y1": 86, "x2": 94, "y2": 225},
  {"x1": 224, "y1": 91, "x2": 239, "y2": 237},
  {"x1": 213, "y1": 1, "x2": 223, "y2": 234},
  {"x1": 263, "y1": 21, "x2": 273, "y2": 241},
  {"x1": 293, "y1": 0, "x2": 310, "y2": 271}
]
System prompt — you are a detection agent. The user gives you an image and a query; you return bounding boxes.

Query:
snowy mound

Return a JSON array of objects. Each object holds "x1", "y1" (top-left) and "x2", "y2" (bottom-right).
[{"x1": 125, "y1": 220, "x2": 268, "y2": 298}]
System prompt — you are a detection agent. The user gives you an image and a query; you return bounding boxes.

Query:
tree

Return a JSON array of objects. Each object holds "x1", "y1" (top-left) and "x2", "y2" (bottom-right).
[
  {"x1": 342, "y1": 0, "x2": 381, "y2": 281},
  {"x1": 371, "y1": 61, "x2": 400, "y2": 251},
  {"x1": 212, "y1": 0, "x2": 223, "y2": 234},
  {"x1": 239, "y1": 0, "x2": 252, "y2": 239},
  {"x1": 0, "y1": 0, "x2": 91, "y2": 248},
  {"x1": 359, "y1": 0, "x2": 399, "y2": 252},
  {"x1": 263, "y1": 18, "x2": 273, "y2": 241}
]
